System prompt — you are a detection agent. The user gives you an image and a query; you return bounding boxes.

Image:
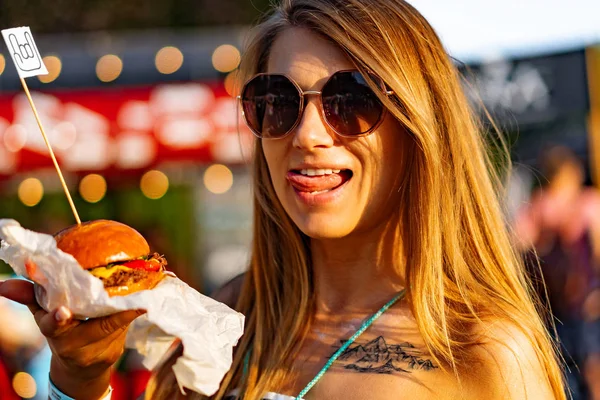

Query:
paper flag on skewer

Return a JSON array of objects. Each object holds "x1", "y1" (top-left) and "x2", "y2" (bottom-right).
[{"x1": 1, "y1": 27, "x2": 48, "y2": 78}]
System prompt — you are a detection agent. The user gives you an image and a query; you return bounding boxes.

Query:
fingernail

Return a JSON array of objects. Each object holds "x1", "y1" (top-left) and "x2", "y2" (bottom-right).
[{"x1": 55, "y1": 306, "x2": 72, "y2": 322}]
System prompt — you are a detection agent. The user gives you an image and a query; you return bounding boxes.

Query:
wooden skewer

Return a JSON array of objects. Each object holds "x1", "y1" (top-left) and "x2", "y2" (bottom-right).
[{"x1": 19, "y1": 77, "x2": 81, "y2": 225}]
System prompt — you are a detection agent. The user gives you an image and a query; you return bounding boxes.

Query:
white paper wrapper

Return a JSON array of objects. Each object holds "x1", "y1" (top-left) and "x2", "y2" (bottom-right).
[{"x1": 0, "y1": 219, "x2": 245, "y2": 396}]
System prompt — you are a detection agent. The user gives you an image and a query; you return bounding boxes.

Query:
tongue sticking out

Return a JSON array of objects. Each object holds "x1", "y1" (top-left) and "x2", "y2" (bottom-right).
[{"x1": 287, "y1": 170, "x2": 352, "y2": 192}]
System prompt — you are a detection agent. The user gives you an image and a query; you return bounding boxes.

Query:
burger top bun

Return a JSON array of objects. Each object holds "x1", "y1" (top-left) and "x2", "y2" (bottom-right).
[{"x1": 54, "y1": 220, "x2": 150, "y2": 270}]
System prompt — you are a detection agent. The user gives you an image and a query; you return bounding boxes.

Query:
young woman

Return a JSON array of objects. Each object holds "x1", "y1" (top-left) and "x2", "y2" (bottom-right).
[{"x1": 0, "y1": 0, "x2": 565, "y2": 399}]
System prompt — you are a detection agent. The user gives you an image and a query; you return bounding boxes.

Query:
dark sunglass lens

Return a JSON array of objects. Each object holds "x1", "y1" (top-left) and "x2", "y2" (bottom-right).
[
  {"x1": 241, "y1": 75, "x2": 301, "y2": 138},
  {"x1": 322, "y1": 71, "x2": 385, "y2": 136}
]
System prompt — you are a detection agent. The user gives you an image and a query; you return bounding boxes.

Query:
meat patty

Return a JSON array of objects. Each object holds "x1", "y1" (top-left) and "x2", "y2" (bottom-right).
[
  {"x1": 98, "y1": 253, "x2": 167, "y2": 288},
  {"x1": 100, "y1": 268, "x2": 150, "y2": 288}
]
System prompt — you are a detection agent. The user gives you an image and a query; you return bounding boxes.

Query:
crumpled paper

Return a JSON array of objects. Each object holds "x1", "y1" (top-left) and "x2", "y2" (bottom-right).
[{"x1": 0, "y1": 219, "x2": 245, "y2": 396}]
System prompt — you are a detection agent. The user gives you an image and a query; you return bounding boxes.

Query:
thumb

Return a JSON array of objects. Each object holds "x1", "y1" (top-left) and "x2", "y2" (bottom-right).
[{"x1": 97, "y1": 309, "x2": 147, "y2": 336}]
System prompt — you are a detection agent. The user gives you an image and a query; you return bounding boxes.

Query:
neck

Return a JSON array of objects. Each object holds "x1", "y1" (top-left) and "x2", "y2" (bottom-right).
[{"x1": 310, "y1": 217, "x2": 405, "y2": 315}]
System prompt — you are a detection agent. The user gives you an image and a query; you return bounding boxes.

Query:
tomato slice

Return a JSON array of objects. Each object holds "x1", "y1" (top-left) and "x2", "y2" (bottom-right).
[{"x1": 121, "y1": 259, "x2": 161, "y2": 271}]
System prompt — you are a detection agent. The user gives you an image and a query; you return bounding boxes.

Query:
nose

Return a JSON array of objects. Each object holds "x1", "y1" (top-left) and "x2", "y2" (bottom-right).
[{"x1": 291, "y1": 97, "x2": 335, "y2": 150}]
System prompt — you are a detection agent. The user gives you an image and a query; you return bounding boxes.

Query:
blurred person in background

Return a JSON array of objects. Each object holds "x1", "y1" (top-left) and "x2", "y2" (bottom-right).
[
  {"x1": 514, "y1": 145, "x2": 600, "y2": 400},
  {"x1": 0, "y1": 0, "x2": 566, "y2": 399}
]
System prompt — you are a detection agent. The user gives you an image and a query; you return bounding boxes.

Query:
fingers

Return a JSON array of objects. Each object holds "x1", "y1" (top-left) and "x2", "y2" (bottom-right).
[
  {"x1": 0, "y1": 279, "x2": 144, "y2": 347},
  {"x1": 36, "y1": 308, "x2": 144, "y2": 351},
  {"x1": 36, "y1": 306, "x2": 80, "y2": 338},
  {"x1": 37, "y1": 307, "x2": 144, "y2": 344},
  {"x1": 51, "y1": 309, "x2": 144, "y2": 370},
  {"x1": 66, "y1": 309, "x2": 146, "y2": 346},
  {"x1": 0, "y1": 279, "x2": 36, "y2": 306}
]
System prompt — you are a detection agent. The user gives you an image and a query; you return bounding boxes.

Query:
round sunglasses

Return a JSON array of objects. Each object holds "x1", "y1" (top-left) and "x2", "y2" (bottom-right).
[{"x1": 238, "y1": 70, "x2": 394, "y2": 139}]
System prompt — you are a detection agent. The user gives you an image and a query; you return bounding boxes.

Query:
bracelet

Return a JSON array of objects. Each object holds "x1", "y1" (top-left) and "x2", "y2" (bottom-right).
[{"x1": 49, "y1": 377, "x2": 113, "y2": 400}]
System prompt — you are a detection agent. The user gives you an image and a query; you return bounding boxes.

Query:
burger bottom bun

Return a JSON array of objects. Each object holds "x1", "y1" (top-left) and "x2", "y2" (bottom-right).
[{"x1": 105, "y1": 271, "x2": 166, "y2": 297}]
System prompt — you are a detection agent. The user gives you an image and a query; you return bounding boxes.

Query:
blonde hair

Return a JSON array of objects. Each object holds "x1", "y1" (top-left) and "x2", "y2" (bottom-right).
[{"x1": 147, "y1": 1, "x2": 565, "y2": 399}]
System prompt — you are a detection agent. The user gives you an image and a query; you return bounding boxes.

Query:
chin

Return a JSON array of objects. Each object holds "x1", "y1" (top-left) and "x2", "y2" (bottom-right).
[{"x1": 293, "y1": 215, "x2": 356, "y2": 240}]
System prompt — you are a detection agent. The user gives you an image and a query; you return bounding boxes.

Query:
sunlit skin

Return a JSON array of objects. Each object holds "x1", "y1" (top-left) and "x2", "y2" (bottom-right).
[{"x1": 262, "y1": 27, "x2": 411, "y2": 313}]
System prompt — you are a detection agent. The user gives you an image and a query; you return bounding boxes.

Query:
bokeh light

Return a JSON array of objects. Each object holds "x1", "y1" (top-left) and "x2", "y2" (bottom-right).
[
  {"x1": 79, "y1": 174, "x2": 107, "y2": 203},
  {"x1": 203, "y1": 164, "x2": 233, "y2": 194},
  {"x1": 155, "y1": 46, "x2": 184, "y2": 74},
  {"x1": 51, "y1": 121, "x2": 77, "y2": 151},
  {"x1": 224, "y1": 71, "x2": 239, "y2": 97},
  {"x1": 3, "y1": 124, "x2": 28, "y2": 152},
  {"x1": 140, "y1": 170, "x2": 169, "y2": 199},
  {"x1": 38, "y1": 55, "x2": 62, "y2": 83},
  {"x1": 18, "y1": 178, "x2": 44, "y2": 207},
  {"x1": 0, "y1": 54, "x2": 5, "y2": 75},
  {"x1": 212, "y1": 44, "x2": 241, "y2": 73},
  {"x1": 12, "y1": 372, "x2": 36, "y2": 399},
  {"x1": 96, "y1": 54, "x2": 123, "y2": 82}
]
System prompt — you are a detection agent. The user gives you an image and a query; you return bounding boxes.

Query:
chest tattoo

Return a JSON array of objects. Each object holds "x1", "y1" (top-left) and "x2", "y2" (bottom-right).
[{"x1": 332, "y1": 336, "x2": 438, "y2": 374}]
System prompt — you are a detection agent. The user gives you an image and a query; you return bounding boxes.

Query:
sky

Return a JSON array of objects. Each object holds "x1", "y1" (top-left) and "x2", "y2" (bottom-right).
[{"x1": 412, "y1": 0, "x2": 600, "y2": 62}]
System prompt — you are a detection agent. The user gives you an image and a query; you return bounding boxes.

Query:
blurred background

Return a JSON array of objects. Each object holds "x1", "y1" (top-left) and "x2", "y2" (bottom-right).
[{"x1": 0, "y1": 0, "x2": 599, "y2": 398}]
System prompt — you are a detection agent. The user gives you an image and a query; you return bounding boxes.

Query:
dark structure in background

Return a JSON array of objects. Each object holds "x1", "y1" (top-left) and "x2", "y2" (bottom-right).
[{"x1": 461, "y1": 49, "x2": 592, "y2": 176}]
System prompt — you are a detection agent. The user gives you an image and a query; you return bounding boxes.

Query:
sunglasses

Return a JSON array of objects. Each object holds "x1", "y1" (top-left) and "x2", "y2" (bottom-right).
[{"x1": 239, "y1": 70, "x2": 393, "y2": 139}]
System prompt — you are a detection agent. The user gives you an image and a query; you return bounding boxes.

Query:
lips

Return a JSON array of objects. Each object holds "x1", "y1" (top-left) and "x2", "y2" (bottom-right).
[{"x1": 287, "y1": 170, "x2": 352, "y2": 193}]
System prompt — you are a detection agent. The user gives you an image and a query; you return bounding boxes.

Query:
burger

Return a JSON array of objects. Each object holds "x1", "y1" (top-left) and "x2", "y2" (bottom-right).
[{"x1": 53, "y1": 219, "x2": 167, "y2": 296}]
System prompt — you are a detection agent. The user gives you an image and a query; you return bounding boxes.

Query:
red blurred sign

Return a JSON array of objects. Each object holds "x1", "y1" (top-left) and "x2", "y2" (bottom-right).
[{"x1": 0, "y1": 82, "x2": 254, "y2": 176}]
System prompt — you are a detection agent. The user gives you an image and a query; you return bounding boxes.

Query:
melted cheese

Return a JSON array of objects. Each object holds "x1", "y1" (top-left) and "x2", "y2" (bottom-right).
[{"x1": 89, "y1": 264, "x2": 133, "y2": 279}]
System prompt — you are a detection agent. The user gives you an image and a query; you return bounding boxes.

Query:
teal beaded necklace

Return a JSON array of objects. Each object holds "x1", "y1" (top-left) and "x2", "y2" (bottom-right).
[{"x1": 294, "y1": 289, "x2": 406, "y2": 399}]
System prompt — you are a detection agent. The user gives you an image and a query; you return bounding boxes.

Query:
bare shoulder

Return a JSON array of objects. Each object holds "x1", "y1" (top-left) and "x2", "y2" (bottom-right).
[
  {"x1": 210, "y1": 273, "x2": 246, "y2": 309},
  {"x1": 465, "y1": 320, "x2": 557, "y2": 400}
]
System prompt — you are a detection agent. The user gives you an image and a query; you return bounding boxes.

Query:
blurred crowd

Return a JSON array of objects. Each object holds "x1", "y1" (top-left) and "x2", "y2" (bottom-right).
[{"x1": 513, "y1": 146, "x2": 600, "y2": 400}]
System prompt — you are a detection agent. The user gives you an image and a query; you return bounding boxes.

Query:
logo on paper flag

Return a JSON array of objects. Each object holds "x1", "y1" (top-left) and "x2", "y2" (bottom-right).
[{"x1": 1, "y1": 27, "x2": 48, "y2": 78}]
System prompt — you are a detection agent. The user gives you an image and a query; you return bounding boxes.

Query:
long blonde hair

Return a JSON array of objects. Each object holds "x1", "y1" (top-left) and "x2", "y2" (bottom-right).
[{"x1": 147, "y1": 1, "x2": 565, "y2": 399}]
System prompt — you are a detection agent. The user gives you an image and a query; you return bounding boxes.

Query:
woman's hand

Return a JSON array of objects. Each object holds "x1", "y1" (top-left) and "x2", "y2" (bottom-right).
[{"x1": 0, "y1": 278, "x2": 145, "y2": 400}]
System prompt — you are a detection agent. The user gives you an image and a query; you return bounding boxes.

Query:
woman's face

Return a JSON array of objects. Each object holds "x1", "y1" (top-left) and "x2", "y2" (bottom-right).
[{"x1": 262, "y1": 27, "x2": 409, "y2": 239}]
